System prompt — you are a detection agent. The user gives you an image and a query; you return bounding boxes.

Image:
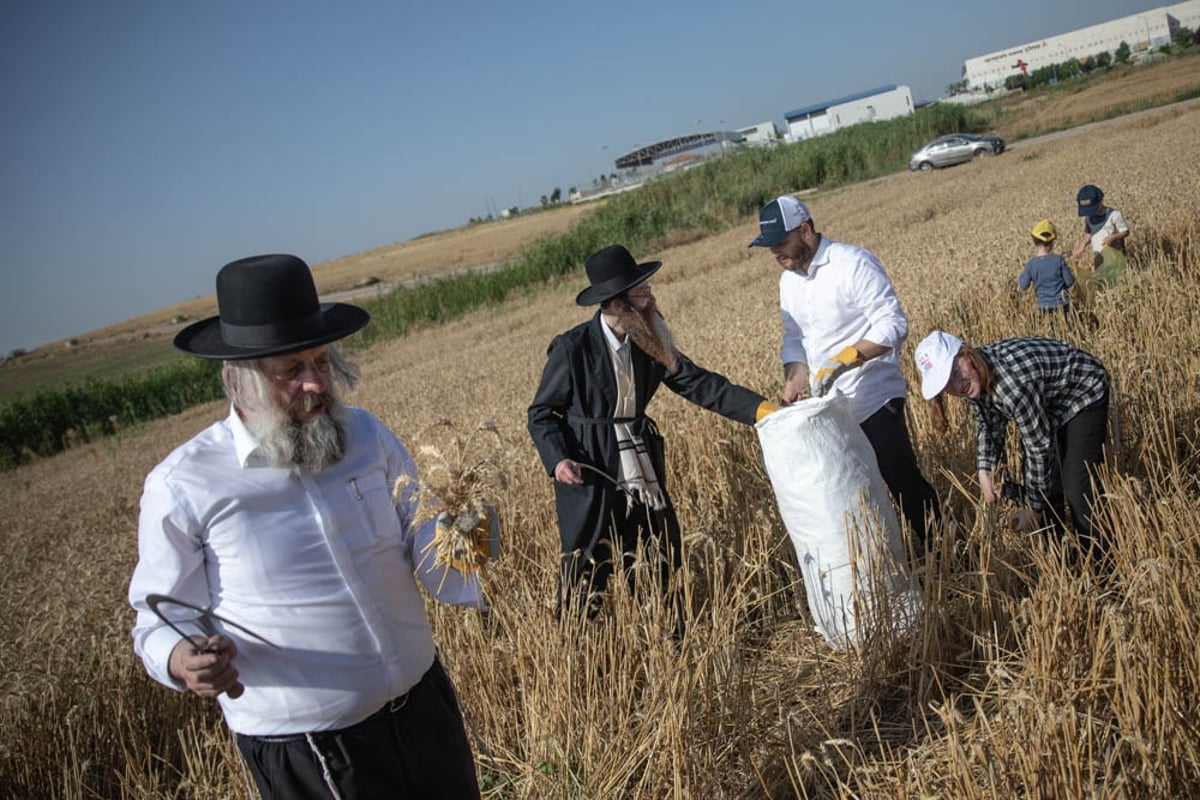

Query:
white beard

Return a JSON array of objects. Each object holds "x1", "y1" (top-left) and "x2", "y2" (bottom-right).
[{"x1": 243, "y1": 393, "x2": 347, "y2": 473}]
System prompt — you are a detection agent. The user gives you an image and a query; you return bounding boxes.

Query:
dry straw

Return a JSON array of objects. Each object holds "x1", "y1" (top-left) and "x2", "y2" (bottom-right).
[
  {"x1": 2, "y1": 86, "x2": 1200, "y2": 797},
  {"x1": 394, "y1": 418, "x2": 507, "y2": 576}
]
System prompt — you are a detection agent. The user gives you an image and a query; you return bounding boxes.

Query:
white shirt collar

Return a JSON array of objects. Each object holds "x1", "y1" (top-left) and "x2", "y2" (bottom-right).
[
  {"x1": 228, "y1": 405, "x2": 267, "y2": 468},
  {"x1": 804, "y1": 235, "x2": 832, "y2": 277},
  {"x1": 600, "y1": 315, "x2": 629, "y2": 353}
]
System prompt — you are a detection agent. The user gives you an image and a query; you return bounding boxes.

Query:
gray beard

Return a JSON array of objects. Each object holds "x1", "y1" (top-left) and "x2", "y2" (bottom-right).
[
  {"x1": 244, "y1": 395, "x2": 347, "y2": 473},
  {"x1": 620, "y1": 305, "x2": 679, "y2": 372}
]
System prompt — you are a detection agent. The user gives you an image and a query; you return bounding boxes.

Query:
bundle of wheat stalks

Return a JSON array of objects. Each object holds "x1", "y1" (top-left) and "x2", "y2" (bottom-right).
[{"x1": 393, "y1": 419, "x2": 505, "y2": 575}]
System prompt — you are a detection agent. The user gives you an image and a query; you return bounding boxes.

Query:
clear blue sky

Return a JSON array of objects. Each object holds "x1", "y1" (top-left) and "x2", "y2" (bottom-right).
[{"x1": 0, "y1": 0, "x2": 1155, "y2": 354}]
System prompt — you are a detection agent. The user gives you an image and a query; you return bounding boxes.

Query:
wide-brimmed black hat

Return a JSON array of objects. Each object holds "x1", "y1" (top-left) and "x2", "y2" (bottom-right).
[
  {"x1": 575, "y1": 245, "x2": 662, "y2": 306},
  {"x1": 173, "y1": 254, "x2": 371, "y2": 360}
]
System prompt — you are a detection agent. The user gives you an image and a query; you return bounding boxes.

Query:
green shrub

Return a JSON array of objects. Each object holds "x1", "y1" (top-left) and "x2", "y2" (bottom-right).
[{"x1": 0, "y1": 359, "x2": 222, "y2": 469}]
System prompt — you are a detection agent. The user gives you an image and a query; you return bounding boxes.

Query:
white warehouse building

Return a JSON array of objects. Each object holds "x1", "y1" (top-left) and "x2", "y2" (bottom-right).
[
  {"x1": 736, "y1": 121, "x2": 781, "y2": 147},
  {"x1": 962, "y1": 1, "x2": 1200, "y2": 89},
  {"x1": 783, "y1": 85, "x2": 914, "y2": 143}
]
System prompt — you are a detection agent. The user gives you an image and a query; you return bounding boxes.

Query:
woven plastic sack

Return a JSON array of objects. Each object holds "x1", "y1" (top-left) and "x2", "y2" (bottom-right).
[{"x1": 755, "y1": 393, "x2": 921, "y2": 647}]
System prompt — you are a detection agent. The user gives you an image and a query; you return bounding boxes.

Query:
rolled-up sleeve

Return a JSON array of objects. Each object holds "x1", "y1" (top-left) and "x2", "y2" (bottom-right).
[
  {"x1": 848, "y1": 251, "x2": 907, "y2": 350},
  {"x1": 780, "y1": 299, "x2": 808, "y2": 366}
]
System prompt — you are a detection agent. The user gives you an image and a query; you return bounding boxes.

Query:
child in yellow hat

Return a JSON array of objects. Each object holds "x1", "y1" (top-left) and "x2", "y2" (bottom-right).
[{"x1": 1018, "y1": 219, "x2": 1075, "y2": 317}]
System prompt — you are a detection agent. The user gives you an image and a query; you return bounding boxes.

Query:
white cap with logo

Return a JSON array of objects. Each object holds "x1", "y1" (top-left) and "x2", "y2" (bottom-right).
[
  {"x1": 749, "y1": 195, "x2": 812, "y2": 247},
  {"x1": 914, "y1": 330, "x2": 964, "y2": 399}
]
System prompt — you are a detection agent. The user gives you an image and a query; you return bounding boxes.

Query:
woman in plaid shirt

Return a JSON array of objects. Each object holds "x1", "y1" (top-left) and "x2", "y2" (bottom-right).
[{"x1": 913, "y1": 331, "x2": 1110, "y2": 561}]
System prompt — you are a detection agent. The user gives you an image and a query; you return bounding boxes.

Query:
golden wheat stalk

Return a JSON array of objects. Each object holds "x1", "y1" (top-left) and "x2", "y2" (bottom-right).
[{"x1": 393, "y1": 419, "x2": 506, "y2": 575}]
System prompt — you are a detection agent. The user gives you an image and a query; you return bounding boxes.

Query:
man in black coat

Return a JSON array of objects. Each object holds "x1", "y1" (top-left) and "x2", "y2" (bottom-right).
[{"x1": 527, "y1": 244, "x2": 776, "y2": 618}]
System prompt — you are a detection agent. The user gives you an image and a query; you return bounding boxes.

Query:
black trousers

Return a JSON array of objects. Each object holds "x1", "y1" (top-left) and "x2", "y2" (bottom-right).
[
  {"x1": 558, "y1": 492, "x2": 681, "y2": 619},
  {"x1": 235, "y1": 658, "x2": 480, "y2": 800},
  {"x1": 1045, "y1": 393, "x2": 1109, "y2": 559},
  {"x1": 859, "y1": 398, "x2": 940, "y2": 554}
]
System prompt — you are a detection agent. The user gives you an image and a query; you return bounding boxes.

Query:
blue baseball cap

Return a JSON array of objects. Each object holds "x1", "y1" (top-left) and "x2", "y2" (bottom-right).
[
  {"x1": 749, "y1": 195, "x2": 811, "y2": 247},
  {"x1": 1077, "y1": 184, "x2": 1104, "y2": 216}
]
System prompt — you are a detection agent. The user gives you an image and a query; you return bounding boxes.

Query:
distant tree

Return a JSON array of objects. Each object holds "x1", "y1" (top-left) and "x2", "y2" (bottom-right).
[
  {"x1": 1095, "y1": 51, "x2": 1112, "y2": 69},
  {"x1": 568, "y1": 186, "x2": 576, "y2": 195},
  {"x1": 1030, "y1": 64, "x2": 1056, "y2": 86},
  {"x1": 540, "y1": 195, "x2": 548, "y2": 207},
  {"x1": 945, "y1": 79, "x2": 969, "y2": 96},
  {"x1": 1115, "y1": 40, "x2": 1132, "y2": 64},
  {"x1": 1175, "y1": 25, "x2": 1195, "y2": 46},
  {"x1": 550, "y1": 187, "x2": 561, "y2": 204}
]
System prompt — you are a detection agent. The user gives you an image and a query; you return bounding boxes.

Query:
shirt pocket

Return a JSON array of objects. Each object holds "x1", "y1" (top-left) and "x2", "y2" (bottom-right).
[{"x1": 346, "y1": 469, "x2": 402, "y2": 544}]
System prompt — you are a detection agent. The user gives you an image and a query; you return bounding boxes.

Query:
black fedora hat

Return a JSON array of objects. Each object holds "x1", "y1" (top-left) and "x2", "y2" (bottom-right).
[
  {"x1": 173, "y1": 254, "x2": 371, "y2": 360},
  {"x1": 575, "y1": 245, "x2": 662, "y2": 306}
]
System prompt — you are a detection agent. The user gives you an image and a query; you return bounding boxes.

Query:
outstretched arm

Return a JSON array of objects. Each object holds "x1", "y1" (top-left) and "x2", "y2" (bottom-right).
[{"x1": 665, "y1": 352, "x2": 767, "y2": 425}]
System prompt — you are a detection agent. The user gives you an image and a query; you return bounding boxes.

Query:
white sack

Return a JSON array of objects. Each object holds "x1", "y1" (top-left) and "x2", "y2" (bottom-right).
[{"x1": 756, "y1": 393, "x2": 920, "y2": 648}]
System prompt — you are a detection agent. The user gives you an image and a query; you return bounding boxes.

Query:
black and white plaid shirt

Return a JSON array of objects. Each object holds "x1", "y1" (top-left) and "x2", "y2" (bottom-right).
[{"x1": 969, "y1": 338, "x2": 1109, "y2": 509}]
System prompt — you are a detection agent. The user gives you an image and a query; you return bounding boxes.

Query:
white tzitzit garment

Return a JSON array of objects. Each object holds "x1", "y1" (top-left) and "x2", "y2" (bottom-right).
[
  {"x1": 609, "y1": 337, "x2": 666, "y2": 511},
  {"x1": 756, "y1": 393, "x2": 921, "y2": 648}
]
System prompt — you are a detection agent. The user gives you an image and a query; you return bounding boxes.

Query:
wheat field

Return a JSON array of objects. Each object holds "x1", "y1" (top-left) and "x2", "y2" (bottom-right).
[{"x1": 1, "y1": 101, "x2": 1198, "y2": 798}]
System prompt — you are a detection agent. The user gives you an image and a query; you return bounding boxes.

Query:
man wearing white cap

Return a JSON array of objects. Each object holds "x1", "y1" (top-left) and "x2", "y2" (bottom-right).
[
  {"x1": 913, "y1": 330, "x2": 1110, "y2": 562},
  {"x1": 750, "y1": 196, "x2": 938, "y2": 551}
]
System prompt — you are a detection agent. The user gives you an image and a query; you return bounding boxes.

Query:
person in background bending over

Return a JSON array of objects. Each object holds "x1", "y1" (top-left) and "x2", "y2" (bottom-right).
[
  {"x1": 914, "y1": 330, "x2": 1110, "y2": 565},
  {"x1": 129, "y1": 254, "x2": 492, "y2": 799}
]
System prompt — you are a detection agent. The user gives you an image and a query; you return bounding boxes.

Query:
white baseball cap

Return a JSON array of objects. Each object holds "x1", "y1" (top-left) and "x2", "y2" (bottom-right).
[{"x1": 914, "y1": 330, "x2": 964, "y2": 399}]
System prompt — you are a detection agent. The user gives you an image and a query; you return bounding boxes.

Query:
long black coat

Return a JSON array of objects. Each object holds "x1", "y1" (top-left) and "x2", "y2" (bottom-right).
[{"x1": 527, "y1": 312, "x2": 764, "y2": 561}]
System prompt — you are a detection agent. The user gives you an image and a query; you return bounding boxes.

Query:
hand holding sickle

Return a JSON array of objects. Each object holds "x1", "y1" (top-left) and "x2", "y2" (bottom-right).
[{"x1": 145, "y1": 594, "x2": 279, "y2": 700}]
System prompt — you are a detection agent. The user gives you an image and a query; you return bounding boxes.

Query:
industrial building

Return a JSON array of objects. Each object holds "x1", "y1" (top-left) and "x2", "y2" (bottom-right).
[
  {"x1": 735, "y1": 121, "x2": 781, "y2": 147},
  {"x1": 612, "y1": 131, "x2": 741, "y2": 170},
  {"x1": 782, "y1": 85, "x2": 914, "y2": 143},
  {"x1": 962, "y1": 1, "x2": 1200, "y2": 89}
]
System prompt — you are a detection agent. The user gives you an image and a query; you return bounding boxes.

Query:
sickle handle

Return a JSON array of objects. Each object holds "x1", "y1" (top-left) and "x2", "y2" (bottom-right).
[{"x1": 196, "y1": 641, "x2": 244, "y2": 700}]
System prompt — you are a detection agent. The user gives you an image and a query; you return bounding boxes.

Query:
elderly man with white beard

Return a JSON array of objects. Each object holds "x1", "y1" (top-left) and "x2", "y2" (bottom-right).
[
  {"x1": 128, "y1": 254, "x2": 487, "y2": 800},
  {"x1": 528, "y1": 244, "x2": 778, "y2": 621}
]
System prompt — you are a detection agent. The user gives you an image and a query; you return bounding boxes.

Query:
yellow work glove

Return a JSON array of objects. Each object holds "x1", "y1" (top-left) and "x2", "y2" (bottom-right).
[
  {"x1": 755, "y1": 401, "x2": 780, "y2": 422},
  {"x1": 810, "y1": 346, "x2": 863, "y2": 397},
  {"x1": 434, "y1": 504, "x2": 501, "y2": 574}
]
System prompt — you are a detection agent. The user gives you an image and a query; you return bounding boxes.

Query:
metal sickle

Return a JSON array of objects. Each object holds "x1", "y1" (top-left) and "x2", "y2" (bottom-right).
[{"x1": 145, "y1": 593, "x2": 281, "y2": 700}]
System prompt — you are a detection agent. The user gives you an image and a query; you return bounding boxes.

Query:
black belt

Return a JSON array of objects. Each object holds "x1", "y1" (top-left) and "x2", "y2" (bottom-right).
[
  {"x1": 237, "y1": 661, "x2": 437, "y2": 745},
  {"x1": 567, "y1": 413, "x2": 659, "y2": 438}
]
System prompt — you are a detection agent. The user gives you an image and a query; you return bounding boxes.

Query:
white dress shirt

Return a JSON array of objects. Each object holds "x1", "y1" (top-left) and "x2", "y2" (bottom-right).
[
  {"x1": 129, "y1": 406, "x2": 482, "y2": 736},
  {"x1": 779, "y1": 236, "x2": 910, "y2": 423}
]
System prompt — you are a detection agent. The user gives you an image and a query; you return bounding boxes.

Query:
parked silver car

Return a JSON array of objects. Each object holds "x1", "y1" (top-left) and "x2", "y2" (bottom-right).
[{"x1": 909, "y1": 133, "x2": 1005, "y2": 171}]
